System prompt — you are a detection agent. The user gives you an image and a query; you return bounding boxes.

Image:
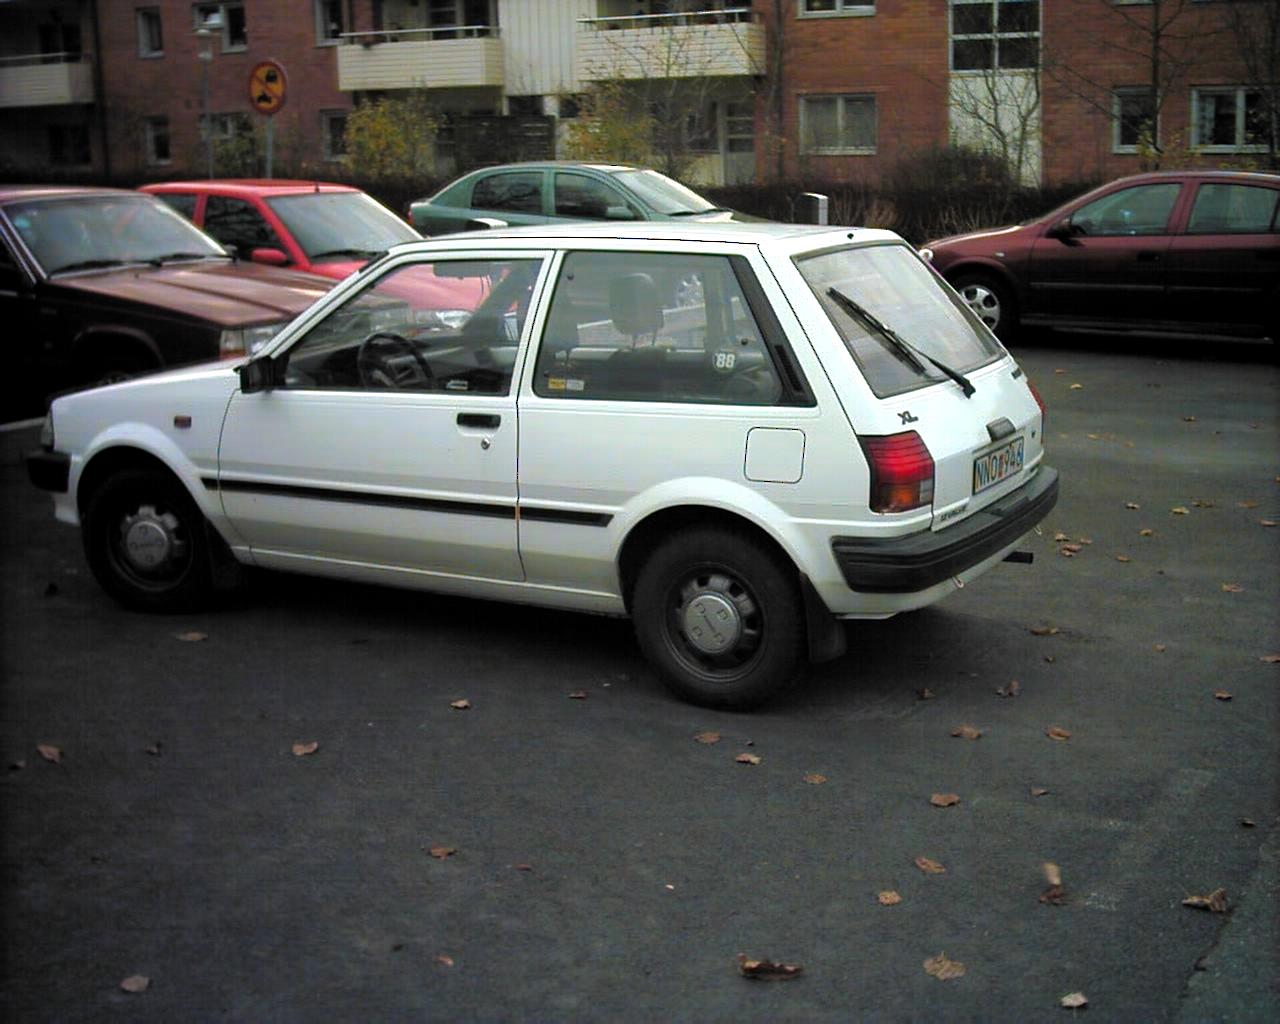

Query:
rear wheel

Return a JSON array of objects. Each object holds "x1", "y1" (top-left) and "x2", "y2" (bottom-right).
[
  {"x1": 952, "y1": 272, "x2": 1017, "y2": 340},
  {"x1": 632, "y1": 526, "x2": 805, "y2": 710},
  {"x1": 83, "y1": 469, "x2": 212, "y2": 612}
]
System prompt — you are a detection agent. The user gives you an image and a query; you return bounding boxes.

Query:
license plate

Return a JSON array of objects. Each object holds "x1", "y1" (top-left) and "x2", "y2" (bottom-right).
[{"x1": 973, "y1": 436, "x2": 1025, "y2": 494}]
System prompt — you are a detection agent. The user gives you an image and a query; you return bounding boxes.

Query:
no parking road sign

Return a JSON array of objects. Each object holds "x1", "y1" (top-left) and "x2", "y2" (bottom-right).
[{"x1": 248, "y1": 60, "x2": 287, "y2": 116}]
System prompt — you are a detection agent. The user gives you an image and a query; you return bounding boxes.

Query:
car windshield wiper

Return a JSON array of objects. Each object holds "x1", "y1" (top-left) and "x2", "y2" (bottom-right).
[
  {"x1": 826, "y1": 287, "x2": 975, "y2": 398},
  {"x1": 148, "y1": 251, "x2": 225, "y2": 266},
  {"x1": 668, "y1": 207, "x2": 729, "y2": 217},
  {"x1": 46, "y1": 258, "x2": 132, "y2": 275},
  {"x1": 310, "y1": 248, "x2": 384, "y2": 261}
]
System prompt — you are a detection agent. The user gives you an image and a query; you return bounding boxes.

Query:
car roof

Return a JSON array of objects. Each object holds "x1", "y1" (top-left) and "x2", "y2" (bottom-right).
[
  {"x1": 141, "y1": 179, "x2": 361, "y2": 197},
  {"x1": 0, "y1": 185, "x2": 145, "y2": 204},
  {"x1": 1102, "y1": 169, "x2": 1280, "y2": 186},
  {"x1": 457, "y1": 161, "x2": 639, "y2": 175}
]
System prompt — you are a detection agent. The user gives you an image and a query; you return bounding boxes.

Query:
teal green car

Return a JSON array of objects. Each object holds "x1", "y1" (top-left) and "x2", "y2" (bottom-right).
[{"x1": 409, "y1": 161, "x2": 749, "y2": 236}]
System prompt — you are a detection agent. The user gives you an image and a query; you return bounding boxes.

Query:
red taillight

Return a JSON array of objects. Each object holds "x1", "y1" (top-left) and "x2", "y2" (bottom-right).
[
  {"x1": 1027, "y1": 379, "x2": 1047, "y2": 431},
  {"x1": 860, "y1": 431, "x2": 935, "y2": 513}
]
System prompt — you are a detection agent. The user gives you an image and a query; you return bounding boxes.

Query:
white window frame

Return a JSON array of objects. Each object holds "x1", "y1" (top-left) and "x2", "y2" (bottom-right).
[
  {"x1": 321, "y1": 110, "x2": 348, "y2": 161},
  {"x1": 192, "y1": 3, "x2": 246, "y2": 52},
  {"x1": 800, "y1": 94, "x2": 877, "y2": 155},
  {"x1": 950, "y1": 0, "x2": 1040, "y2": 72},
  {"x1": 798, "y1": 1, "x2": 875, "y2": 18},
  {"x1": 144, "y1": 116, "x2": 171, "y2": 165},
  {"x1": 1112, "y1": 87, "x2": 1156, "y2": 153},
  {"x1": 314, "y1": 0, "x2": 343, "y2": 46},
  {"x1": 137, "y1": 7, "x2": 163, "y2": 58},
  {"x1": 1191, "y1": 87, "x2": 1269, "y2": 153}
]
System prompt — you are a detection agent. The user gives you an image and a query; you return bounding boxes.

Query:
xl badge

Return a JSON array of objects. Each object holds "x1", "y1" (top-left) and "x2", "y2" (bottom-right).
[{"x1": 898, "y1": 410, "x2": 919, "y2": 425}]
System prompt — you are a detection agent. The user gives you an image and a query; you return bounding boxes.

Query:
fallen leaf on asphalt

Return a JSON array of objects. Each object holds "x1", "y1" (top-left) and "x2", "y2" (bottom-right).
[
  {"x1": 1171, "y1": 506, "x2": 1190, "y2": 515},
  {"x1": 951, "y1": 725, "x2": 983, "y2": 740},
  {"x1": 1183, "y1": 415, "x2": 1197, "y2": 422},
  {"x1": 737, "y1": 954, "x2": 803, "y2": 980},
  {"x1": 1191, "y1": 499, "x2": 1215, "y2": 509},
  {"x1": 1182, "y1": 888, "x2": 1228, "y2": 913},
  {"x1": 427, "y1": 845, "x2": 457, "y2": 860},
  {"x1": 119, "y1": 975, "x2": 150, "y2": 993},
  {"x1": 145, "y1": 742, "x2": 163, "y2": 757},
  {"x1": 916, "y1": 687, "x2": 936, "y2": 700},
  {"x1": 1125, "y1": 502, "x2": 1141, "y2": 510},
  {"x1": 449, "y1": 699, "x2": 471, "y2": 710},
  {"x1": 1031, "y1": 787, "x2": 1050, "y2": 797},
  {"x1": 567, "y1": 691, "x2": 587, "y2": 700},
  {"x1": 36, "y1": 744, "x2": 62, "y2": 764},
  {"x1": 1221, "y1": 583, "x2": 1244, "y2": 593},
  {"x1": 1030, "y1": 626, "x2": 1060, "y2": 636},
  {"x1": 915, "y1": 856, "x2": 947, "y2": 874},
  {"x1": 1046, "y1": 726, "x2": 1072, "y2": 742},
  {"x1": 436, "y1": 954, "x2": 455, "y2": 967},
  {"x1": 1040, "y1": 885, "x2": 1068, "y2": 905},
  {"x1": 1237, "y1": 500, "x2": 1259, "y2": 509},
  {"x1": 1069, "y1": 383, "x2": 1083, "y2": 390},
  {"x1": 1055, "y1": 368, "x2": 1065, "y2": 374},
  {"x1": 996, "y1": 680, "x2": 1021, "y2": 698},
  {"x1": 1078, "y1": 537, "x2": 1093, "y2": 545},
  {"x1": 1043, "y1": 862, "x2": 1062, "y2": 886},
  {"x1": 291, "y1": 741, "x2": 319, "y2": 757},
  {"x1": 1139, "y1": 528, "x2": 1155, "y2": 537},
  {"x1": 1115, "y1": 554, "x2": 1131, "y2": 563},
  {"x1": 803, "y1": 773, "x2": 827, "y2": 785},
  {"x1": 1241, "y1": 819, "x2": 1256, "y2": 828},
  {"x1": 877, "y1": 890, "x2": 902, "y2": 905},
  {"x1": 930, "y1": 793, "x2": 961, "y2": 808},
  {"x1": 9, "y1": 760, "x2": 25, "y2": 772},
  {"x1": 1213, "y1": 690, "x2": 1232, "y2": 701},
  {"x1": 1261, "y1": 654, "x2": 1280, "y2": 664},
  {"x1": 1054, "y1": 531, "x2": 1071, "y2": 542},
  {"x1": 923, "y1": 953, "x2": 966, "y2": 980},
  {"x1": 693, "y1": 731, "x2": 721, "y2": 744},
  {"x1": 736, "y1": 753, "x2": 762, "y2": 766},
  {"x1": 1060, "y1": 991, "x2": 1088, "y2": 1009},
  {"x1": 1261, "y1": 519, "x2": 1277, "y2": 528},
  {"x1": 514, "y1": 863, "x2": 534, "y2": 872},
  {"x1": 174, "y1": 631, "x2": 207, "y2": 642},
  {"x1": 1154, "y1": 644, "x2": 1167, "y2": 653}
]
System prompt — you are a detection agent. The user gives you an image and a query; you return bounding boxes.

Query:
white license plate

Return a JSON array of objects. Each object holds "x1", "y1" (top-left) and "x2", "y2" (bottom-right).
[{"x1": 973, "y1": 436, "x2": 1025, "y2": 494}]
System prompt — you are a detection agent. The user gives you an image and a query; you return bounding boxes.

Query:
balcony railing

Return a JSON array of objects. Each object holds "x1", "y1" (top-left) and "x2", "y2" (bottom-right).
[
  {"x1": 576, "y1": 8, "x2": 764, "y2": 82},
  {"x1": 336, "y1": 26, "x2": 504, "y2": 91},
  {"x1": 0, "y1": 52, "x2": 95, "y2": 108}
]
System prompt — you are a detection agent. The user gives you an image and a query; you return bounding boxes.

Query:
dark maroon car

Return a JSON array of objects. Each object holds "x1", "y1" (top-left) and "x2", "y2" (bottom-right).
[{"x1": 921, "y1": 170, "x2": 1280, "y2": 344}]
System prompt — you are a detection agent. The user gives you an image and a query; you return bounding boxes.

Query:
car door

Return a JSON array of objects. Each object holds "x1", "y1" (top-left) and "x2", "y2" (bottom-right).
[
  {"x1": 467, "y1": 170, "x2": 549, "y2": 228},
  {"x1": 1026, "y1": 181, "x2": 1183, "y2": 325},
  {"x1": 1164, "y1": 180, "x2": 1280, "y2": 336},
  {"x1": 552, "y1": 171, "x2": 640, "y2": 223},
  {"x1": 216, "y1": 250, "x2": 549, "y2": 582}
]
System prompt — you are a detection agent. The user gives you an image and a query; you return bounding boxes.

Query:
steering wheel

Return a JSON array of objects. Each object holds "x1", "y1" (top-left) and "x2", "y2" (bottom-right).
[{"x1": 356, "y1": 332, "x2": 433, "y2": 389}]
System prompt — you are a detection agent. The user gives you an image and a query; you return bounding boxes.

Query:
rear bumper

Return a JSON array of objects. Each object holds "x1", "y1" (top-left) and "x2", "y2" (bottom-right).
[
  {"x1": 831, "y1": 466, "x2": 1059, "y2": 593},
  {"x1": 27, "y1": 448, "x2": 70, "y2": 494}
]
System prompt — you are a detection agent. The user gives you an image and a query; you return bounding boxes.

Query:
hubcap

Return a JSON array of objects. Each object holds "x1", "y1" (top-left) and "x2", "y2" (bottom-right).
[
  {"x1": 118, "y1": 505, "x2": 187, "y2": 576},
  {"x1": 960, "y1": 283, "x2": 1001, "y2": 330},
  {"x1": 670, "y1": 570, "x2": 762, "y2": 676},
  {"x1": 682, "y1": 591, "x2": 742, "y2": 655}
]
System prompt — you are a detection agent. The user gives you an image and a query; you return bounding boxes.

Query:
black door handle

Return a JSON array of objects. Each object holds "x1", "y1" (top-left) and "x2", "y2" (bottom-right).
[{"x1": 457, "y1": 413, "x2": 500, "y2": 429}]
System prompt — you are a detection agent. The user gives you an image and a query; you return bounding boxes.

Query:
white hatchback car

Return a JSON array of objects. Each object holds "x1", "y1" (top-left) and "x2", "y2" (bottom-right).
[{"x1": 28, "y1": 223, "x2": 1058, "y2": 708}]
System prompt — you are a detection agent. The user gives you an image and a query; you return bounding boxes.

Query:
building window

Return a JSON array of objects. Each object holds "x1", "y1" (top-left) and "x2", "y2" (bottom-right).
[
  {"x1": 1113, "y1": 87, "x2": 1156, "y2": 152},
  {"x1": 202, "y1": 111, "x2": 252, "y2": 142},
  {"x1": 800, "y1": 94, "x2": 876, "y2": 155},
  {"x1": 145, "y1": 117, "x2": 171, "y2": 164},
  {"x1": 137, "y1": 7, "x2": 163, "y2": 57},
  {"x1": 322, "y1": 111, "x2": 347, "y2": 160},
  {"x1": 193, "y1": 3, "x2": 246, "y2": 51},
  {"x1": 315, "y1": 0, "x2": 343, "y2": 45},
  {"x1": 799, "y1": 1, "x2": 875, "y2": 16},
  {"x1": 951, "y1": 0, "x2": 1039, "y2": 71},
  {"x1": 1191, "y1": 88, "x2": 1270, "y2": 152},
  {"x1": 48, "y1": 125, "x2": 91, "y2": 167}
]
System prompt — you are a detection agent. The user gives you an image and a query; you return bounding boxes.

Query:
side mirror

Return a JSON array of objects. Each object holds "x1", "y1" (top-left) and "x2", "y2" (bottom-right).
[
  {"x1": 250, "y1": 247, "x2": 289, "y2": 267},
  {"x1": 605, "y1": 205, "x2": 638, "y2": 221},
  {"x1": 1046, "y1": 217, "x2": 1078, "y2": 243},
  {"x1": 464, "y1": 217, "x2": 508, "y2": 232},
  {"x1": 238, "y1": 356, "x2": 277, "y2": 394}
]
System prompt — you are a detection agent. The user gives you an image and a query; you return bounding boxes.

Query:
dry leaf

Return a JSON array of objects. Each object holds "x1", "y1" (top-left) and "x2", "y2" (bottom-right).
[
  {"x1": 1115, "y1": 554, "x2": 1131, "y2": 563},
  {"x1": 1154, "y1": 643, "x2": 1167, "y2": 652},
  {"x1": 877, "y1": 890, "x2": 902, "y2": 906},
  {"x1": 36, "y1": 744, "x2": 62, "y2": 764},
  {"x1": 803, "y1": 773, "x2": 827, "y2": 785},
  {"x1": 916, "y1": 687, "x2": 936, "y2": 701},
  {"x1": 145, "y1": 742, "x2": 163, "y2": 757},
  {"x1": 1221, "y1": 583, "x2": 1244, "y2": 593},
  {"x1": 1213, "y1": 690, "x2": 1232, "y2": 701},
  {"x1": 1042, "y1": 862, "x2": 1062, "y2": 886},
  {"x1": 567, "y1": 691, "x2": 587, "y2": 700},
  {"x1": 1030, "y1": 626, "x2": 1060, "y2": 636},
  {"x1": 996, "y1": 680, "x2": 1021, "y2": 698},
  {"x1": 1182, "y1": 888, "x2": 1228, "y2": 913},
  {"x1": 175, "y1": 631, "x2": 207, "y2": 642},
  {"x1": 1054, "y1": 368, "x2": 1065, "y2": 374},
  {"x1": 1241, "y1": 818, "x2": 1256, "y2": 828},
  {"x1": 1053, "y1": 531, "x2": 1071, "y2": 542},
  {"x1": 436, "y1": 954, "x2": 455, "y2": 967},
  {"x1": 915, "y1": 855, "x2": 947, "y2": 874},
  {"x1": 1125, "y1": 502, "x2": 1141, "y2": 510},
  {"x1": 1069, "y1": 383, "x2": 1083, "y2": 390},
  {"x1": 930, "y1": 793, "x2": 961, "y2": 808},
  {"x1": 1139, "y1": 528, "x2": 1155, "y2": 537},
  {"x1": 1171, "y1": 506, "x2": 1190, "y2": 515},
  {"x1": 1060, "y1": 991, "x2": 1088, "y2": 1009},
  {"x1": 1031, "y1": 787, "x2": 1050, "y2": 797},
  {"x1": 737, "y1": 954, "x2": 803, "y2": 981},
  {"x1": 1078, "y1": 537, "x2": 1093, "y2": 545},
  {"x1": 1183, "y1": 415, "x2": 1197, "y2": 423},
  {"x1": 951, "y1": 725, "x2": 983, "y2": 740},
  {"x1": 1046, "y1": 726, "x2": 1071, "y2": 741},
  {"x1": 923, "y1": 953, "x2": 966, "y2": 981},
  {"x1": 1261, "y1": 519, "x2": 1277, "y2": 528},
  {"x1": 119, "y1": 975, "x2": 150, "y2": 993},
  {"x1": 9, "y1": 760, "x2": 26, "y2": 772},
  {"x1": 1044, "y1": 655, "x2": 1056, "y2": 663},
  {"x1": 1237, "y1": 500, "x2": 1259, "y2": 509},
  {"x1": 1191, "y1": 499, "x2": 1215, "y2": 508},
  {"x1": 449, "y1": 699, "x2": 471, "y2": 710},
  {"x1": 427, "y1": 845, "x2": 457, "y2": 860},
  {"x1": 736, "y1": 753, "x2": 762, "y2": 766},
  {"x1": 1040, "y1": 885, "x2": 1068, "y2": 905},
  {"x1": 693, "y1": 731, "x2": 721, "y2": 744},
  {"x1": 291, "y1": 741, "x2": 319, "y2": 757},
  {"x1": 514, "y1": 863, "x2": 534, "y2": 872},
  {"x1": 1261, "y1": 654, "x2": 1280, "y2": 664},
  {"x1": 1059, "y1": 546, "x2": 1078, "y2": 558}
]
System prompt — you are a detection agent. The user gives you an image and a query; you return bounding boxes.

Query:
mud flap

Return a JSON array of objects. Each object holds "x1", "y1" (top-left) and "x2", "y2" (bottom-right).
[{"x1": 802, "y1": 574, "x2": 846, "y2": 663}]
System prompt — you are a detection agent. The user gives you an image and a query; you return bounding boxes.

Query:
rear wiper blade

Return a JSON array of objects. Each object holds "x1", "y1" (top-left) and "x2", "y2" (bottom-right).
[
  {"x1": 47, "y1": 258, "x2": 130, "y2": 275},
  {"x1": 826, "y1": 287, "x2": 975, "y2": 398}
]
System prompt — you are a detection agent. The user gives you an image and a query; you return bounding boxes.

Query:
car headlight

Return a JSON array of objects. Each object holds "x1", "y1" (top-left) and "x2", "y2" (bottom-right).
[
  {"x1": 218, "y1": 322, "x2": 289, "y2": 358},
  {"x1": 918, "y1": 247, "x2": 935, "y2": 262},
  {"x1": 416, "y1": 308, "x2": 473, "y2": 330},
  {"x1": 39, "y1": 412, "x2": 55, "y2": 450}
]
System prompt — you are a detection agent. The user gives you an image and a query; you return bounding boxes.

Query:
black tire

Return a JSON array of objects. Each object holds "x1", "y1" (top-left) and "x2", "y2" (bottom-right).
[
  {"x1": 80, "y1": 346, "x2": 157, "y2": 390},
  {"x1": 951, "y1": 272, "x2": 1018, "y2": 340},
  {"x1": 83, "y1": 469, "x2": 212, "y2": 612},
  {"x1": 631, "y1": 526, "x2": 806, "y2": 710}
]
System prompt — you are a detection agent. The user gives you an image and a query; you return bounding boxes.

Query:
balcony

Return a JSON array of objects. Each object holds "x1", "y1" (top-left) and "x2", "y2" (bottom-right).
[
  {"x1": 0, "y1": 53, "x2": 94, "y2": 108},
  {"x1": 336, "y1": 27, "x2": 504, "y2": 92},
  {"x1": 576, "y1": 8, "x2": 764, "y2": 82}
]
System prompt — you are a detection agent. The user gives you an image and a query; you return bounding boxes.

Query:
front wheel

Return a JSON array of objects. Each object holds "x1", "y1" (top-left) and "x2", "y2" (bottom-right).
[
  {"x1": 632, "y1": 527, "x2": 806, "y2": 709},
  {"x1": 83, "y1": 469, "x2": 213, "y2": 612},
  {"x1": 951, "y1": 272, "x2": 1018, "y2": 340}
]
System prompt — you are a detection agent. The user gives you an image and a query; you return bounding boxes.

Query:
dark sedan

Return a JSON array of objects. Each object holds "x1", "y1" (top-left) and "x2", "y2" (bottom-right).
[{"x1": 921, "y1": 170, "x2": 1279, "y2": 344}]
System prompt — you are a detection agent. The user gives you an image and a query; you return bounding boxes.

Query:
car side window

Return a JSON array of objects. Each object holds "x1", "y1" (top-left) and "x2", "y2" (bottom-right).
[
  {"x1": 470, "y1": 172, "x2": 542, "y2": 215},
  {"x1": 532, "y1": 251, "x2": 784, "y2": 405},
  {"x1": 553, "y1": 173, "x2": 637, "y2": 220},
  {"x1": 1186, "y1": 184, "x2": 1279, "y2": 235},
  {"x1": 1069, "y1": 184, "x2": 1180, "y2": 237},
  {"x1": 155, "y1": 193, "x2": 198, "y2": 220},
  {"x1": 203, "y1": 196, "x2": 282, "y2": 253},
  {"x1": 279, "y1": 257, "x2": 540, "y2": 395}
]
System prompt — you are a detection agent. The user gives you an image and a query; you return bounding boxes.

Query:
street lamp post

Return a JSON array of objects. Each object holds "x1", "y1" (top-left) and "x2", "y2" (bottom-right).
[{"x1": 195, "y1": 20, "x2": 218, "y2": 178}]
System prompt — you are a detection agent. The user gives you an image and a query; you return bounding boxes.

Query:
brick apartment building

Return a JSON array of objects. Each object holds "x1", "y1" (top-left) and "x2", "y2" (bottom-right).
[{"x1": 0, "y1": 1, "x2": 1271, "y2": 188}]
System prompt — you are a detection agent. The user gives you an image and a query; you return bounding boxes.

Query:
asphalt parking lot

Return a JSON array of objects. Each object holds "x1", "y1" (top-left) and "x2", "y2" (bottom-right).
[{"x1": 2, "y1": 336, "x2": 1277, "y2": 1022}]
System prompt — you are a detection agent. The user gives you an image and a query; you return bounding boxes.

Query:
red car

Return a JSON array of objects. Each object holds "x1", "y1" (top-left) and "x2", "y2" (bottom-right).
[{"x1": 921, "y1": 170, "x2": 1280, "y2": 344}]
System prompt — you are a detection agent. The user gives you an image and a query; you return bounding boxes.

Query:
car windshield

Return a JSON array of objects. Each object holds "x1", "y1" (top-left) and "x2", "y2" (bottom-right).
[
  {"x1": 611, "y1": 169, "x2": 720, "y2": 216},
  {"x1": 796, "y1": 242, "x2": 1004, "y2": 399},
  {"x1": 267, "y1": 192, "x2": 419, "y2": 261},
  {"x1": 7, "y1": 194, "x2": 225, "y2": 275}
]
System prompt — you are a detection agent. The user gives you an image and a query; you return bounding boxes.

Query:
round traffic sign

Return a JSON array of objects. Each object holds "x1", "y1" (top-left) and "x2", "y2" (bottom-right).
[{"x1": 248, "y1": 60, "x2": 287, "y2": 116}]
